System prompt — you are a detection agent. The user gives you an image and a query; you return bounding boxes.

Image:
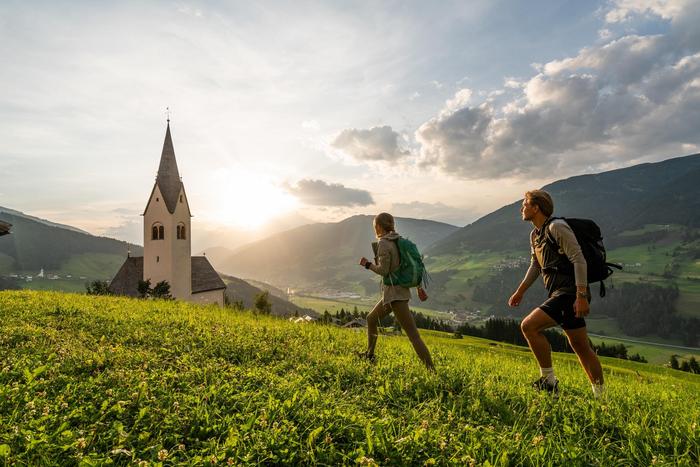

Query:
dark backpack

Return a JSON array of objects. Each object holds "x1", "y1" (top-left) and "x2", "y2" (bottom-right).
[
  {"x1": 544, "y1": 217, "x2": 622, "y2": 297},
  {"x1": 382, "y1": 237, "x2": 430, "y2": 288}
]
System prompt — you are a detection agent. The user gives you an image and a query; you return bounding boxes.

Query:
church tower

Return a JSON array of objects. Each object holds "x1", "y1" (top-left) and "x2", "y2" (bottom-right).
[
  {"x1": 142, "y1": 121, "x2": 192, "y2": 299},
  {"x1": 109, "y1": 120, "x2": 225, "y2": 305}
]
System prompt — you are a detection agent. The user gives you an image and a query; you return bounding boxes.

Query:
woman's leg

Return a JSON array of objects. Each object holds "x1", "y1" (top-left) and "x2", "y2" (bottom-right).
[
  {"x1": 391, "y1": 300, "x2": 435, "y2": 371},
  {"x1": 366, "y1": 299, "x2": 392, "y2": 356}
]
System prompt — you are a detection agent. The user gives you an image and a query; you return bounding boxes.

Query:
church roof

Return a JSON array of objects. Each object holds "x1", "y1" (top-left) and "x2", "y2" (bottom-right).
[
  {"x1": 0, "y1": 220, "x2": 11, "y2": 236},
  {"x1": 108, "y1": 256, "x2": 226, "y2": 297},
  {"x1": 155, "y1": 122, "x2": 184, "y2": 214}
]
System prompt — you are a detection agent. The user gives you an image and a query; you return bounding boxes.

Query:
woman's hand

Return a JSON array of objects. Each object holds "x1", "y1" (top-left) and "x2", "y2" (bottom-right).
[{"x1": 359, "y1": 257, "x2": 369, "y2": 267}]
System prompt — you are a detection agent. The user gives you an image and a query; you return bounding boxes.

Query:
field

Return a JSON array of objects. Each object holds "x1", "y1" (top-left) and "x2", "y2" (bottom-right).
[
  {"x1": 290, "y1": 294, "x2": 455, "y2": 321},
  {"x1": 0, "y1": 291, "x2": 698, "y2": 465}
]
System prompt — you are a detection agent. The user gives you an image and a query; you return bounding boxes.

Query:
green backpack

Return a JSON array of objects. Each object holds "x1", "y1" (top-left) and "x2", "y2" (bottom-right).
[{"x1": 382, "y1": 237, "x2": 429, "y2": 288}]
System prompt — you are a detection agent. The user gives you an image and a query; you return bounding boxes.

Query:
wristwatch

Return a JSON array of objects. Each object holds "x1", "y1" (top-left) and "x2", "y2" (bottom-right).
[{"x1": 576, "y1": 291, "x2": 587, "y2": 299}]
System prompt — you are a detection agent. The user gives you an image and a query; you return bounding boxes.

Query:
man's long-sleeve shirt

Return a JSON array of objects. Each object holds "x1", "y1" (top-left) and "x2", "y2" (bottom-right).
[{"x1": 522, "y1": 219, "x2": 587, "y2": 295}]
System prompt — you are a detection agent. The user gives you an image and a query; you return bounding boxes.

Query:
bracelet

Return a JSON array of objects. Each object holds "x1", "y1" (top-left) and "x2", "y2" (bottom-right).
[
  {"x1": 364, "y1": 262, "x2": 372, "y2": 270},
  {"x1": 576, "y1": 291, "x2": 587, "y2": 298}
]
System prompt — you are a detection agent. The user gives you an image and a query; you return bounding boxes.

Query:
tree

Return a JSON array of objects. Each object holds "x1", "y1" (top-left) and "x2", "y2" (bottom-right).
[
  {"x1": 137, "y1": 279, "x2": 172, "y2": 299},
  {"x1": 85, "y1": 280, "x2": 110, "y2": 295},
  {"x1": 670, "y1": 355, "x2": 680, "y2": 370},
  {"x1": 137, "y1": 279, "x2": 151, "y2": 298},
  {"x1": 151, "y1": 281, "x2": 172, "y2": 299},
  {"x1": 254, "y1": 291, "x2": 272, "y2": 315}
]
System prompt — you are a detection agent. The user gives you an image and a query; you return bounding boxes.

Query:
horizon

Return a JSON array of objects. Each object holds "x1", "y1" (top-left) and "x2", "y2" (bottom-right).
[{"x1": 2, "y1": 1, "x2": 699, "y2": 249}]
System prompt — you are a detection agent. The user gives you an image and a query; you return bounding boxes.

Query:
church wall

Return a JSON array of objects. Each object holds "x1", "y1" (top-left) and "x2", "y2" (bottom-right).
[
  {"x1": 191, "y1": 289, "x2": 224, "y2": 307},
  {"x1": 169, "y1": 187, "x2": 192, "y2": 300}
]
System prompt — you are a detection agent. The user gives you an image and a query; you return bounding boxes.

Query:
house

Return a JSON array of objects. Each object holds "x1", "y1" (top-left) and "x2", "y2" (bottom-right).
[{"x1": 109, "y1": 121, "x2": 226, "y2": 305}]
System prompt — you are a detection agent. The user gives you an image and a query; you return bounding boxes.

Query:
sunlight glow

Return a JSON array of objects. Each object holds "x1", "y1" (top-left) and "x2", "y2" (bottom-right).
[{"x1": 200, "y1": 169, "x2": 299, "y2": 230}]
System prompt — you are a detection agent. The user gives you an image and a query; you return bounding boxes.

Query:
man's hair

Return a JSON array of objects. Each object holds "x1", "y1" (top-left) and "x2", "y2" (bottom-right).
[
  {"x1": 374, "y1": 212, "x2": 395, "y2": 232},
  {"x1": 525, "y1": 190, "x2": 554, "y2": 217}
]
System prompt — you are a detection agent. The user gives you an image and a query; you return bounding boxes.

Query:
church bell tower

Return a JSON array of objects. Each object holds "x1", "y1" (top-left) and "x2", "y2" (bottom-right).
[{"x1": 142, "y1": 121, "x2": 192, "y2": 299}]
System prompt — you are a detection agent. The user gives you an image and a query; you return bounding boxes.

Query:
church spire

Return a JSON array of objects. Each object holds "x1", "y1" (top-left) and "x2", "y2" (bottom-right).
[{"x1": 156, "y1": 121, "x2": 183, "y2": 214}]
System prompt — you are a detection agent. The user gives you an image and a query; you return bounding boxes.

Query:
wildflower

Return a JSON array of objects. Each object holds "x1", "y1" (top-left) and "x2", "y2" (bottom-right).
[
  {"x1": 324, "y1": 434, "x2": 333, "y2": 444},
  {"x1": 43, "y1": 406, "x2": 50, "y2": 416},
  {"x1": 61, "y1": 402, "x2": 69, "y2": 410},
  {"x1": 421, "y1": 420, "x2": 429, "y2": 429},
  {"x1": 178, "y1": 444, "x2": 186, "y2": 451},
  {"x1": 138, "y1": 461, "x2": 148, "y2": 467},
  {"x1": 76, "y1": 437, "x2": 87, "y2": 450},
  {"x1": 532, "y1": 434, "x2": 544, "y2": 446},
  {"x1": 26, "y1": 401, "x2": 35, "y2": 410},
  {"x1": 210, "y1": 455, "x2": 218, "y2": 464},
  {"x1": 158, "y1": 449, "x2": 168, "y2": 460},
  {"x1": 227, "y1": 459, "x2": 234, "y2": 466},
  {"x1": 357, "y1": 457, "x2": 377, "y2": 466},
  {"x1": 173, "y1": 401, "x2": 179, "y2": 410}
]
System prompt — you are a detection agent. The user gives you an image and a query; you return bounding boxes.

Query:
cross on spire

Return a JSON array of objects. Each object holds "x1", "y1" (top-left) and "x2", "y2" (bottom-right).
[{"x1": 166, "y1": 106, "x2": 171, "y2": 123}]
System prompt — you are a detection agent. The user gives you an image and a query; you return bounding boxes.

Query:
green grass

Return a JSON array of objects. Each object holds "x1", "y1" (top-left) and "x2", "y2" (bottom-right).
[
  {"x1": 0, "y1": 290, "x2": 698, "y2": 465},
  {"x1": 20, "y1": 279, "x2": 87, "y2": 293}
]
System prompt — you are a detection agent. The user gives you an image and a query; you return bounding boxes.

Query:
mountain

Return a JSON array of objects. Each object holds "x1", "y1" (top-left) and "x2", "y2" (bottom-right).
[
  {"x1": 221, "y1": 274, "x2": 316, "y2": 317},
  {"x1": 0, "y1": 209, "x2": 142, "y2": 279},
  {"x1": 0, "y1": 206, "x2": 91, "y2": 235},
  {"x1": 217, "y1": 215, "x2": 459, "y2": 290},
  {"x1": 427, "y1": 153, "x2": 700, "y2": 256}
]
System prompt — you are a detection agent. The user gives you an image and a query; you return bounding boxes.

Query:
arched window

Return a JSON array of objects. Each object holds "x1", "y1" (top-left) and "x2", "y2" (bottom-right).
[
  {"x1": 177, "y1": 223, "x2": 186, "y2": 240},
  {"x1": 152, "y1": 223, "x2": 164, "y2": 240}
]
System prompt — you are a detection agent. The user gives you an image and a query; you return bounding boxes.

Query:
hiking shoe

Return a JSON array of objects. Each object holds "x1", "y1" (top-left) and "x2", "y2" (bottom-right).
[
  {"x1": 532, "y1": 376, "x2": 559, "y2": 394},
  {"x1": 355, "y1": 351, "x2": 376, "y2": 364}
]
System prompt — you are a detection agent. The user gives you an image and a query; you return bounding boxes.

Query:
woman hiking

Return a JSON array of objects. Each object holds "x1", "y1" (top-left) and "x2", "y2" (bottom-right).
[{"x1": 358, "y1": 212, "x2": 435, "y2": 371}]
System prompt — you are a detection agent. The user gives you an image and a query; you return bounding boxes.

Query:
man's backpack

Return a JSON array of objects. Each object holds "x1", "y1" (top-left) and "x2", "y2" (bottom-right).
[
  {"x1": 545, "y1": 217, "x2": 622, "y2": 297},
  {"x1": 382, "y1": 237, "x2": 429, "y2": 288}
]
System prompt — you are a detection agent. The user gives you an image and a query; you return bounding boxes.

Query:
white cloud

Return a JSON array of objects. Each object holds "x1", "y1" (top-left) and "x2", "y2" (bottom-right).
[
  {"x1": 301, "y1": 120, "x2": 320, "y2": 131},
  {"x1": 331, "y1": 126, "x2": 411, "y2": 162},
  {"x1": 415, "y1": 0, "x2": 700, "y2": 179},
  {"x1": 286, "y1": 179, "x2": 374, "y2": 207}
]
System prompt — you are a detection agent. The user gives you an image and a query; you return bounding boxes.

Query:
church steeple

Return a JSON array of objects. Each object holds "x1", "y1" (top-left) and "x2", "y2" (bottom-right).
[{"x1": 156, "y1": 122, "x2": 183, "y2": 214}]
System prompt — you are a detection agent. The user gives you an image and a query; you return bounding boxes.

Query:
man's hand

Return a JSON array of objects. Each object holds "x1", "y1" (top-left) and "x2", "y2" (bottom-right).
[
  {"x1": 359, "y1": 257, "x2": 369, "y2": 267},
  {"x1": 508, "y1": 291, "x2": 524, "y2": 307},
  {"x1": 574, "y1": 296, "x2": 590, "y2": 318}
]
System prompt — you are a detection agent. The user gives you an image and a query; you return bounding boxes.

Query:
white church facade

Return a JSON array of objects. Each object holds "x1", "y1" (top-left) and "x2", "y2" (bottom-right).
[{"x1": 109, "y1": 122, "x2": 226, "y2": 306}]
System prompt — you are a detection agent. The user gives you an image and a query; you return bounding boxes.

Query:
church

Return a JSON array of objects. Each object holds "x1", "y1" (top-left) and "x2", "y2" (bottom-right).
[{"x1": 109, "y1": 122, "x2": 226, "y2": 305}]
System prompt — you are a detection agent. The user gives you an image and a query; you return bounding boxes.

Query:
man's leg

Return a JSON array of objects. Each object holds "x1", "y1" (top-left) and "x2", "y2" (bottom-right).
[
  {"x1": 391, "y1": 300, "x2": 435, "y2": 371},
  {"x1": 521, "y1": 308, "x2": 558, "y2": 369},
  {"x1": 564, "y1": 326, "x2": 604, "y2": 387},
  {"x1": 366, "y1": 300, "x2": 391, "y2": 356}
]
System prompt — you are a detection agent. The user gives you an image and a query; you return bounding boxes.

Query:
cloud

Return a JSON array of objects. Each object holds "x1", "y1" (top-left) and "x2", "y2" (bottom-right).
[
  {"x1": 390, "y1": 201, "x2": 476, "y2": 226},
  {"x1": 331, "y1": 125, "x2": 410, "y2": 162},
  {"x1": 286, "y1": 179, "x2": 374, "y2": 207},
  {"x1": 416, "y1": 0, "x2": 700, "y2": 179}
]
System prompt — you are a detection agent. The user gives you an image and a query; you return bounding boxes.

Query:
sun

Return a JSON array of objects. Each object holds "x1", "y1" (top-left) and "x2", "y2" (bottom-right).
[{"x1": 201, "y1": 169, "x2": 299, "y2": 230}]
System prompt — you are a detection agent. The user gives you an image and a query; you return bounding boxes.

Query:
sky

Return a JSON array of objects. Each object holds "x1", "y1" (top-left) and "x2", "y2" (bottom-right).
[{"x1": 2, "y1": 0, "x2": 699, "y2": 250}]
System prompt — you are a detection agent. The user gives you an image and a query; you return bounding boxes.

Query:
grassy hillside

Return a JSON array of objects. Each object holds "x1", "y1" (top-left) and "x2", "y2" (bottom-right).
[
  {"x1": 0, "y1": 211, "x2": 141, "y2": 277},
  {"x1": 0, "y1": 291, "x2": 698, "y2": 465}
]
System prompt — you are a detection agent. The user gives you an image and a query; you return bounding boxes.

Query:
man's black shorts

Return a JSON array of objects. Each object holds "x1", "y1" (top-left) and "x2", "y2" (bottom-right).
[{"x1": 539, "y1": 293, "x2": 587, "y2": 330}]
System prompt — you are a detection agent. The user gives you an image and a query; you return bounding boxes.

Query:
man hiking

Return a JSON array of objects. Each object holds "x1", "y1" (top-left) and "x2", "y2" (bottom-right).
[{"x1": 508, "y1": 190, "x2": 605, "y2": 398}]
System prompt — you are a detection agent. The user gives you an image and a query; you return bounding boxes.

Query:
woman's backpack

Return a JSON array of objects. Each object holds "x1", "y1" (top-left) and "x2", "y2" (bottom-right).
[{"x1": 382, "y1": 237, "x2": 430, "y2": 288}]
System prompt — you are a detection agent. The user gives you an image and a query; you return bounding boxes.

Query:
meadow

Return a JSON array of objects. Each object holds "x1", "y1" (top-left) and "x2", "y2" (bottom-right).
[{"x1": 0, "y1": 291, "x2": 698, "y2": 465}]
